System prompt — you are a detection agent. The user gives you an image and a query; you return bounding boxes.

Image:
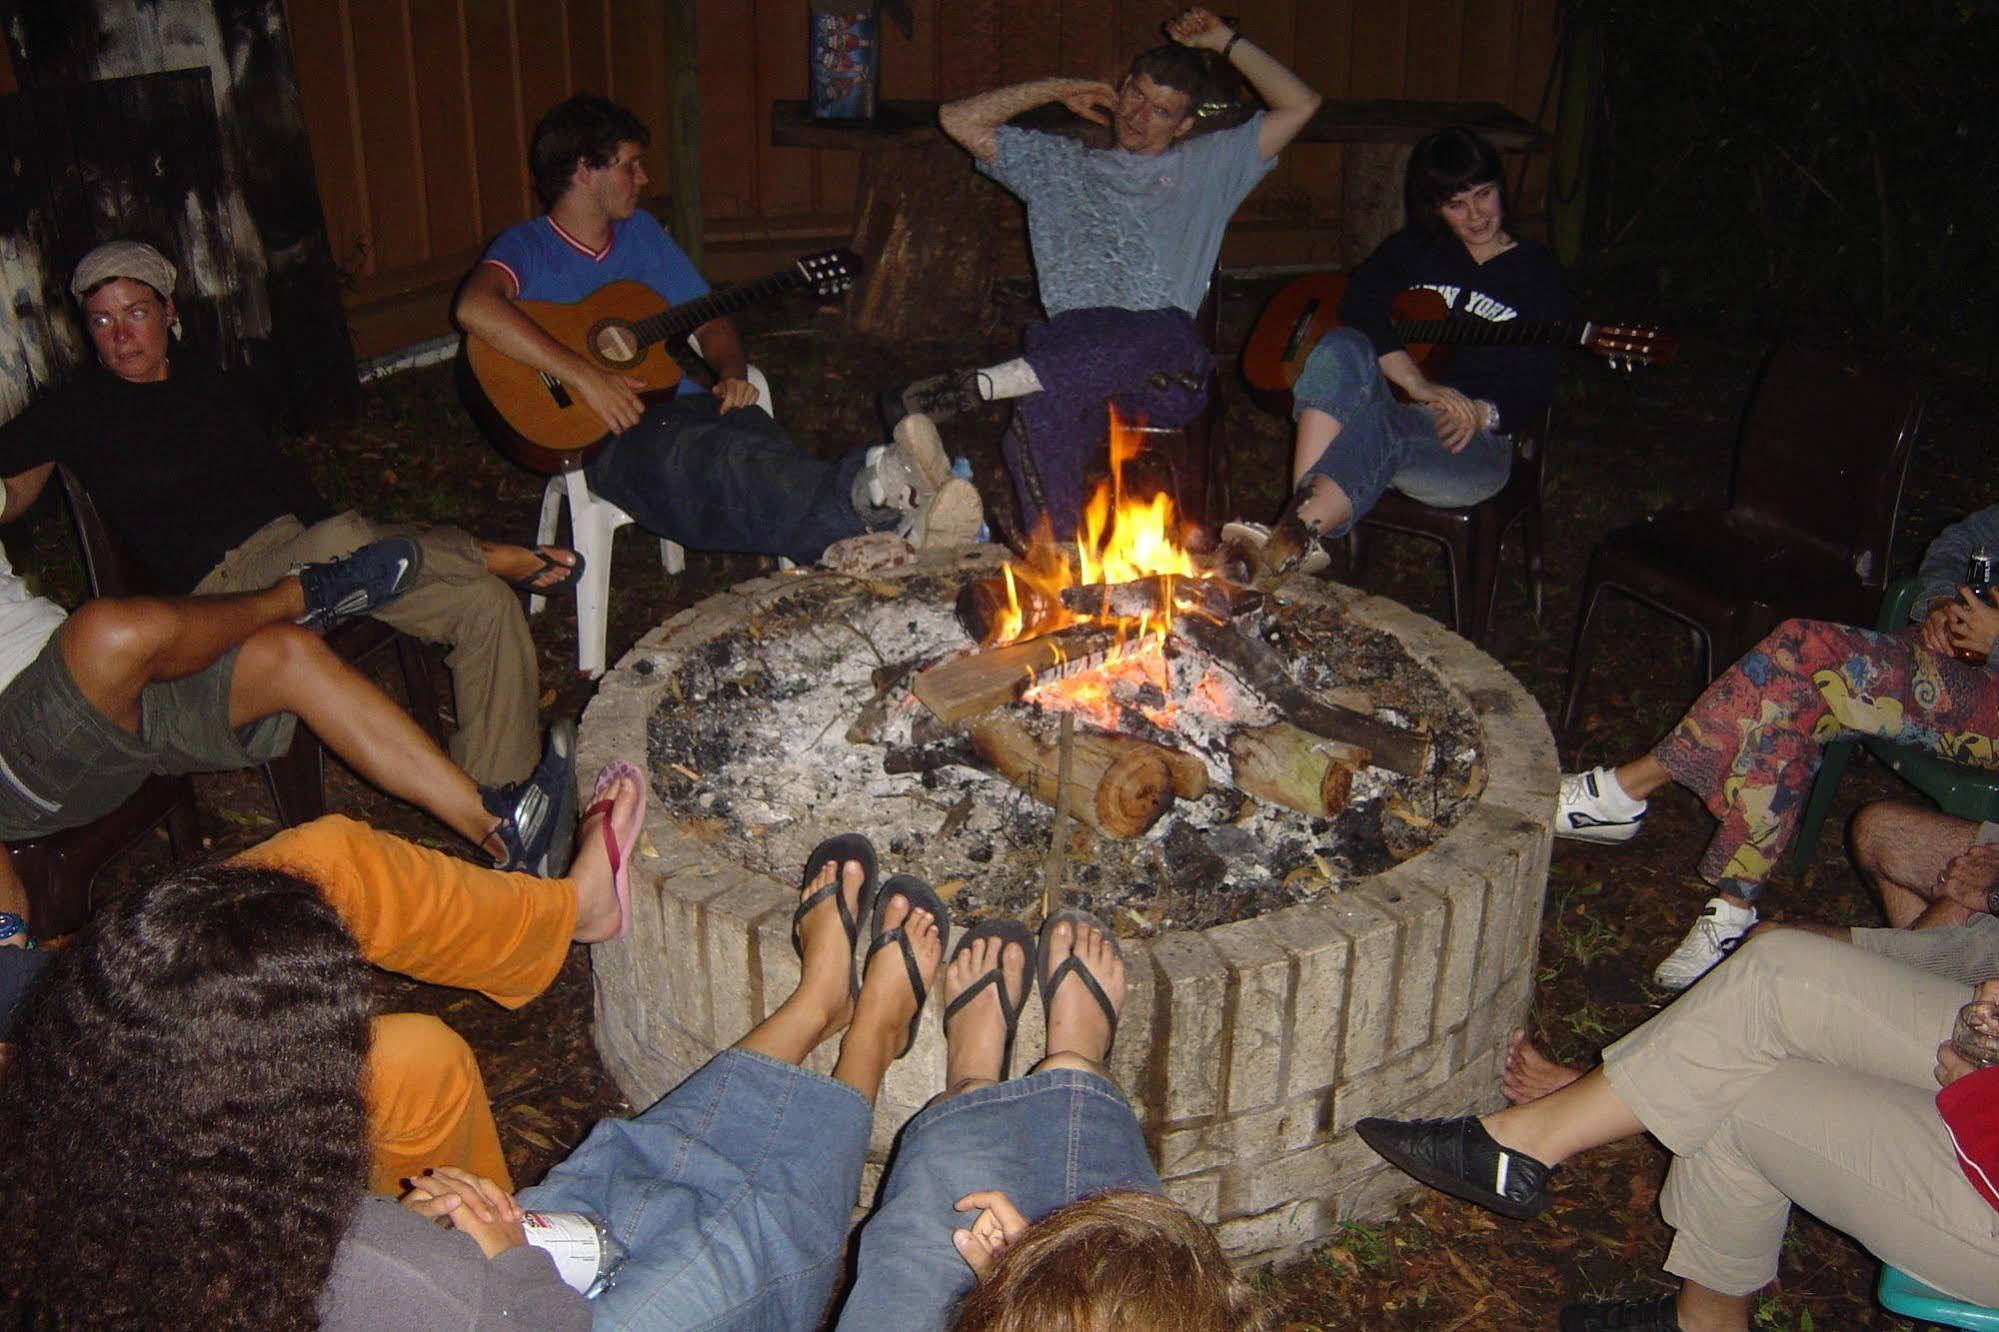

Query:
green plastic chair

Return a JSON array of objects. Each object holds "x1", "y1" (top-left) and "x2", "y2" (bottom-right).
[
  {"x1": 1789, "y1": 577, "x2": 1999, "y2": 872},
  {"x1": 1878, "y1": 1265, "x2": 1999, "y2": 1329}
]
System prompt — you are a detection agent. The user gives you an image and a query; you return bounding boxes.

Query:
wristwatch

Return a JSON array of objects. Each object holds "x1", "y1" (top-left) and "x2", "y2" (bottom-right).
[
  {"x1": 1984, "y1": 884, "x2": 1999, "y2": 919},
  {"x1": 0, "y1": 911, "x2": 31, "y2": 948}
]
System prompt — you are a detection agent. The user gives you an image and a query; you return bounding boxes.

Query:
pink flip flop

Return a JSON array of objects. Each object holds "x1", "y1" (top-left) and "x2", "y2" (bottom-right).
[{"x1": 580, "y1": 759, "x2": 646, "y2": 938}]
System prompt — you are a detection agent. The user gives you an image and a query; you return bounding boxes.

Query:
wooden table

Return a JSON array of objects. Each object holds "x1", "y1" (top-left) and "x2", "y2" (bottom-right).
[{"x1": 771, "y1": 97, "x2": 1549, "y2": 337}]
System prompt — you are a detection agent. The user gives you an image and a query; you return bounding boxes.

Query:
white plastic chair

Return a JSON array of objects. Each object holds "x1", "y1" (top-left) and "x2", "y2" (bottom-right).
[{"x1": 531, "y1": 340, "x2": 782, "y2": 677}]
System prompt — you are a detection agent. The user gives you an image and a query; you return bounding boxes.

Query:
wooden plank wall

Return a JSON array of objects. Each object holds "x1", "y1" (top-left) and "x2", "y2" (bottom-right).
[{"x1": 286, "y1": 0, "x2": 1558, "y2": 355}]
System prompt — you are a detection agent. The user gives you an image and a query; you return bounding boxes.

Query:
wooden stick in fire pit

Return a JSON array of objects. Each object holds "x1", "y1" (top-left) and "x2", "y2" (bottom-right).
[
  {"x1": 1056, "y1": 576, "x2": 1264, "y2": 622},
  {"x1": 913, "y1": 626, "x2": 1118, "y2": 724},
  {"x1": 1229, "y1": 722, "x2": 1367, "y2": 817},
  {"x1": 968, "y1": 713, "x2": 1176, "y2": 840},
  {"x1": 1172, "y1": 616, "x2": 1432, "y2": 776}
]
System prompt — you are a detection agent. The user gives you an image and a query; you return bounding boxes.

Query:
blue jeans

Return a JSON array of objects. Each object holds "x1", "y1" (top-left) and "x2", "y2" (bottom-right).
[
  {"x1": 836, "y1": 1069, "x2": 1161, "y2": 1331},
  {"x1": 1293, "y1": 328, "x2": 1512, "y2": 536},
  {"x1": 585, "y1": 395, "x2": 884, "y2": 566},
  {"x1": 517, "y1": 1049, "x2": 871, "y2": 1332}
]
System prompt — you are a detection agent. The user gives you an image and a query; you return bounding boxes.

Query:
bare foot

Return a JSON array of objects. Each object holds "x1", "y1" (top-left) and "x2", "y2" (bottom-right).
[
  {"x1": 1501, "y1": 1028, "x2": 1583, "y2": 1104},
  {"x1": 1043, "y1": 918, "x2": 1126, "y2": 1066},
  {"x1": 854, "y1": 894, "x2": 942, "y2": 1058},
  {"x1": 793, "y1": 857, "x2": 871, "y2": 1041},
  {"x1": 481, "y1": 541, "x2": 581, "y2": 591},
  {"x1": 943, "y1": 932, "x2": 1028, "y2": 1093},
  {"x1": 568, "y1": 771, "x2": 641, "y2": 943}
]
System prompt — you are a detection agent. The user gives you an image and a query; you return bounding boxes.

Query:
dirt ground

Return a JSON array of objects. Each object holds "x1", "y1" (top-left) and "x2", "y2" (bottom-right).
[{"x1": 18, "y1": 271, "x2": 1994, "y2": 1329}]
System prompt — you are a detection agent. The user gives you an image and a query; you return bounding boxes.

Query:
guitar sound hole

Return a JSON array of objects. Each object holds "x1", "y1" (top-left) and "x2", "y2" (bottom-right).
[{"x1": 589, "y1": 320, "x2": 642, "y2": 368}]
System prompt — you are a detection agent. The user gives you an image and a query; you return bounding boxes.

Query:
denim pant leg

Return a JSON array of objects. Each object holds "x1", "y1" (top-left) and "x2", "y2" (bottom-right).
[
  {"x1": 836, "y1": 1069, "x2": 1160, "y2": 1331},
  {"x1": 585, "y1": 397, "x2": 873, "y2": 565},
  {"x1": 1385, "y1": 426, "x2": 1513, "y2": 508},
  {"x1": 516, "y1": 1049, "x2": 871, "y2": 1332}
]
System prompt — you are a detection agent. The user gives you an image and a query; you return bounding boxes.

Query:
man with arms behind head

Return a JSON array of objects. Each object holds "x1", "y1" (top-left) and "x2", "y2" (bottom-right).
[{"x1": 887, "y1": 6, "x2": 1321, "y2": 538}]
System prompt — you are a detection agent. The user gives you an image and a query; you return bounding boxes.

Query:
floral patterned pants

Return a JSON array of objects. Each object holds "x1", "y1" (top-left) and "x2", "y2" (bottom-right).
[{"x1": 1655, "y1": 618, "x2": 1999, "y2": 899}]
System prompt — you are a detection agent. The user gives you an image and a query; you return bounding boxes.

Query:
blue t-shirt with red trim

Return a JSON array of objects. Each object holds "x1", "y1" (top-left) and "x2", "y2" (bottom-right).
[{"x1": 479, "y1": 211, "x2": 709, "y2": 396}]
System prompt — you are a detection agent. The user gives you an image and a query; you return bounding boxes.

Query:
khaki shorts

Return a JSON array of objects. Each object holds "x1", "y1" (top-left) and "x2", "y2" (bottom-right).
[{"x1": 0, "y1": 629, "x2": 294, "y2": 841}]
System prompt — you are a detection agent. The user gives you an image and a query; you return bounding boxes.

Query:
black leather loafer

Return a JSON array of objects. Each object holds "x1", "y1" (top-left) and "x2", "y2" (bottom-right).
[
  {"x1": 1558, "y1": 1294, "x2": 1681, "y2": 1330},
  {"x1": 1354, "y1": 1115, "x2": 1551, "y2": 1220}
]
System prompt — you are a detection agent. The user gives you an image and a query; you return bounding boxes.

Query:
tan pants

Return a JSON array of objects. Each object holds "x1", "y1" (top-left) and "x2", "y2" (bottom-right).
[
  {"x1": 1603, "y1": 929, "x2": 1999, "y2": 1303},
  {"x1": 235, "y1": 814, "x2": 575, "y2": 1194},
  {"x1": 196, "y1": 511, "x2": 540, "y2": 784}
]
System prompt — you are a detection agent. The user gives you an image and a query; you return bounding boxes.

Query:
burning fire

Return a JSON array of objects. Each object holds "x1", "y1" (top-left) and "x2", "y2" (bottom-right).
[{"x1": 992, "y1": 409, "x2": 1218, "y2": 732}]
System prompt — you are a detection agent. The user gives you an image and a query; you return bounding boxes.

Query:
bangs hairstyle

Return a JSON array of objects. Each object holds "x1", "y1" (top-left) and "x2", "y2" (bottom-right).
[
  {"x1": 530, "y1": 94, "x2": 651, "y2": 208},
  {"x1": 1403, "y1": 126, "x2": 1509, "y2": 243},
  {"x1": 951, "y1": 1190, "x2": 1273, "y2": 1332},
  {"x1": 0, "y1": 865, "x2": 374, "y2": 1330}
]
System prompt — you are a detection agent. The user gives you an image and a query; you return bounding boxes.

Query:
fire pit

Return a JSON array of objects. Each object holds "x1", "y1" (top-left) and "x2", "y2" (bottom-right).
[{"x1": 580, "y1": 458, "x2": 1555, "y2": 1264}]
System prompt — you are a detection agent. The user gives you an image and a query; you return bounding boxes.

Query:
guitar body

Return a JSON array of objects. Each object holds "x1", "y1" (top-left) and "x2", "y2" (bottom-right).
[
  {"x1": 462, "y1": 280, "x2": 686, "y2": 470},
  {"x1": 1240, "y1": 272, "x2": 1455, "y2": 393}
]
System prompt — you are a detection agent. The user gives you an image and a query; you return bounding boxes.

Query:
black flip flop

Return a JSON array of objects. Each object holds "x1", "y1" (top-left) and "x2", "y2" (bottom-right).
[
  {"x1": 792, "y1": 834, "x2": 880, "y2": 999},
  {"x1": 943, "y1": 919, "x2": 1037, "y2": 1080},
  {"x1": 1037, "y1": 908, "x2": 1124, "y2": 1060},
  {"x1": 863, "y1": 874, "x2": 952, "y2": 1059},
  {"x1": 504, "y1": 547, "x2": 586, "y2": 595}
]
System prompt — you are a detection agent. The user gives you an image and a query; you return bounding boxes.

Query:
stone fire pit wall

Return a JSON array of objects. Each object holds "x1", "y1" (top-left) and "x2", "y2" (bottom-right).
[{"x1": 579, "y1": 550, "x2": 1556, "y2": 1268}]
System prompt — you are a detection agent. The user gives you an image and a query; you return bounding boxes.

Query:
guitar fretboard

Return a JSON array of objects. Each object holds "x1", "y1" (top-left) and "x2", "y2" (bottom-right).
[
  {"x1": 627, "y1": 269, "x2": 808, "y2": 349},
  {"x1": 1390, "y1": 316, "x2": 1590, "y2": 350}
]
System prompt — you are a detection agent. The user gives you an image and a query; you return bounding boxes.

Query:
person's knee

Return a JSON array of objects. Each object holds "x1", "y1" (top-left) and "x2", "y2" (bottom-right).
[
  {"x1": 61, "y1": 596, "x2": 173, "y2": 666},
  {"x1": 1848, "y1": 799, "x2": 1899, "y2": 875},
  {"x1": 369, "y1": 1013, "x2": 482, "y2": 1120},
  {"x1": 1729, "y1": 924, "x2": 1823, "y2": 975},
  {"x1": 1321, "y1": 326, "x2": 1375, "y2": 373}
]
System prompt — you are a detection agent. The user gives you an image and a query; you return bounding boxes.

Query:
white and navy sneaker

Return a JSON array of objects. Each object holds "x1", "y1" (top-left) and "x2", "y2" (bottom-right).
[
  {"x1": 1651, "y1": 896, "x2": 1757, "y2": 990},
  {"x1": 294, "y1": 537, "x2": 423, "y2": 634},
  {"x1": 1556, "y1": 767, "x2": 1647, "y2": 844}
]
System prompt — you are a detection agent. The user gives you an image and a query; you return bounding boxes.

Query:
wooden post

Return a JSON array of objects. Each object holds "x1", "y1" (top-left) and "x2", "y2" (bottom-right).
[{"x1": 665, "y1": 0, "x2": 703, "y2": 271}]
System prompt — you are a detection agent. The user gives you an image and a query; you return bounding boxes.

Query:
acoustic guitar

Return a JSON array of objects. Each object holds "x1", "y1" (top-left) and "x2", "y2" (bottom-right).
[
  {"x1": 1240, "y1": 271, "x2": 1678, "y2": 396},
  {"x1": 460, "y1": 248, "x2": 861, "y2": 473}
]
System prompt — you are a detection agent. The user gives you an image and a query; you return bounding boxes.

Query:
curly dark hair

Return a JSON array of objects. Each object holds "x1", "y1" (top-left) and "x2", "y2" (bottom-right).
[
  {"x1": 0, "y1": 865, "x2": 373, "y2": 1329},
  {"x1": 530, "y1": 94, "x2": 651, "y2": 208}
]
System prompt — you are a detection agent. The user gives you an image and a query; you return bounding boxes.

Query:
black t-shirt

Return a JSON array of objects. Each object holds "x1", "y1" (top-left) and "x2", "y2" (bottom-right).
[
  {"x1": 0, "y1": 359, "x2": 330, "y2": 593},
  {"x1": 1339, "y1": 227, "x2": 1571, "y2": 434}
]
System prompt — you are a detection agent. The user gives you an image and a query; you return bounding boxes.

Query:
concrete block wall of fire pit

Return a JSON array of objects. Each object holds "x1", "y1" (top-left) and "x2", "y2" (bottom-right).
[{"x1": 578, "y1": 551, "x2": 1556, "y2": 1268}]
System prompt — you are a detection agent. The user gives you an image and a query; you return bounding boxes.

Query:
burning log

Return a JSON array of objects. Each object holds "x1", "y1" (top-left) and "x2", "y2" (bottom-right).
[
  {"x1": 955, "y1": 575, "x2": 1062, "y2": 644},
  {"x1": 966, "y1": 714, "x2": 1176, "y2": 839},
  {"x1": 1173, "y1": 616, "x2": 1431, "y2": 776},
  {"x1": 912, "y1": 626, "x2": 1117, "y2": 724},
  {"x1": 1229, "y1": 723, "x2": 1366, "y2": 817},
  {"x1": 1057, "y1": 576, "x2": 1263, "y2": 622}
]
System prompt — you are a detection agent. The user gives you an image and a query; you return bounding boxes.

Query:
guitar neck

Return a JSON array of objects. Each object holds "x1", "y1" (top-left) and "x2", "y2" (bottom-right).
[
  {"x1": 1391, "y1": 315, "x2": 1592, "y2": 351},
  {"x1": 632, "y1": 270, "x2": 805, "y2": 347}
]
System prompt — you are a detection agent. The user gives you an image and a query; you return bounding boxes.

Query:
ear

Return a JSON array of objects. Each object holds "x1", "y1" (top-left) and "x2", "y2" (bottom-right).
[{"x1": 1171, "y1": 115, "x2": 1197, "y2": 142}]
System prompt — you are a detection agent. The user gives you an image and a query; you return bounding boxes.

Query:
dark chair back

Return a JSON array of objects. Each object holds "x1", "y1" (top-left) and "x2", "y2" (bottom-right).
[{"x1": 1731, "y1": 346, "x2": 1924, "y2": 590}]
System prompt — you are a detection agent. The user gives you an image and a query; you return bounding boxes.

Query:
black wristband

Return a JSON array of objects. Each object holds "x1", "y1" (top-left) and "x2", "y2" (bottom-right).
[
  {"x1": 1221, "y1": 30, "x2": 1243, "y2": 60},
  {"x1": 1985, "y1": 882, "x2": 1999, "y2": 919}
]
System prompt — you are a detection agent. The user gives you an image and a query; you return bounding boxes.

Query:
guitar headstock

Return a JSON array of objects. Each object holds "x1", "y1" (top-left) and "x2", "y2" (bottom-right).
[
  {"x1": 795, "y1": 248, "x2": 863, "y2": 297},
  {"x1": 1584, "y1": 322, "x2": 1680, "y2": 370}
]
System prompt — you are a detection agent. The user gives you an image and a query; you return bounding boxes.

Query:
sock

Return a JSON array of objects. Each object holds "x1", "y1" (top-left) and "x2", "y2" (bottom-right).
[
  {"x1": 975, "y1": 359, "x2": 1042, "y2": 401},
  {"x1": 1594, "y1": 766, "x2": 1645, "y2": 812}
]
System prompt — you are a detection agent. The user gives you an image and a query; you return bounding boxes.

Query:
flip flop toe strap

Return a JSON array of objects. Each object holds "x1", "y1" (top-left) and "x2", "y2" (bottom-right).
[
  {"x1": 866, "y1": 928, "x2": 929, "y2": 1057},
  {"x1": 1043, "y1": 956, "x2": 1119, "y2": 1056},
  {"x1": 581, "y1": 799, "x2": 622, "y2": 878}
]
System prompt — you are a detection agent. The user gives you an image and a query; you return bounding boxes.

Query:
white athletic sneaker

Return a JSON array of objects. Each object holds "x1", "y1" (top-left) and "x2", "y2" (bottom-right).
[
  {"x1": 1555, "y1": 767, "x2": 1647, "y2": 844},
  {"x1": 1651, "y1": 896, "x2": 1758, "y2": 990},
  {"x1": 1218, "y1": 519, "x2": 1332, "y2": 576}
]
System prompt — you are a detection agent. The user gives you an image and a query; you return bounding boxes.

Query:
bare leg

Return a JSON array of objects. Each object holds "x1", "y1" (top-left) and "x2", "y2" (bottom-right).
[
  {"x1": 1500, "y1": 1029, "x2": 1583, "y2": 1104},
  {"x1": 735, "y1": 855, "x2": 867, "y2": 1065},
  {"x1": 833, "y1": 894, "x2": 941, "y2": 1105},
  {"x1": 226, "y1": 625, "x2": 499, "y2": 853},
  {"x1": 934, "y1": 933, "x2": 1028, "y2": 1104},
  {"x1": 58, "y1": 586, "x2": 306, "y2": 732},
  {"x1": 1675, "y1": 1280, "x2": 1753, "y2": 1332},
  {"x1": 1479, "y1": 1066, "x2": 1645, "y2": 1167},
  {"x1": 1851, "y1": 799, "x2": 1983, "y2": 927},
  {"x1": 1031, "y1": 917, "x2": 1127, "y2": 1078},
  {"x1": 1612, "y1": 752, "x2": 1673, "y2": 802},
  {"x1": 1288, "y1": 410, "x2": 1355, "y2": 534}
]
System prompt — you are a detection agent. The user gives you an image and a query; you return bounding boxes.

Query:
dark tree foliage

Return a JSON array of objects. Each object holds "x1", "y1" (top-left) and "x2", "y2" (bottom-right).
[{"x1": 1565, "y1": 0, "x2": 1999, "y2": 347}]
